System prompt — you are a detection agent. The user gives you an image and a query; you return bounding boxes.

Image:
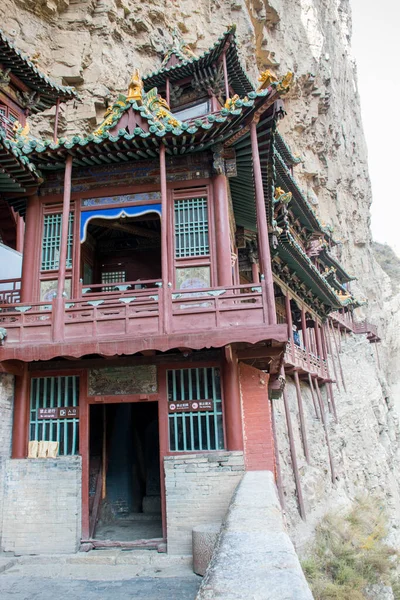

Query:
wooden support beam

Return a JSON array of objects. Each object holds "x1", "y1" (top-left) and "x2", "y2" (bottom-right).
[
  {"x1": 11, "y1": 363, "x2": 29, "y2": 459},
  {"x1": 223, "y1": 351, "x2": 244, "y2": 451},
  {"x1": 308, "y1": 373, "x2": 320, "y2": 419},
  {"x1": 327, "y1": 381, "x2": 338, "y2": 423},
  {"x1": 329, "y1": 319, "x2": 346, "y2": 392},
  {"x1": 293, "y1": 370, "x2": 310, "y2": 463},
  {"x1": 282, "y1": 374, "x2": 306, "y2": 520},
  {"x1": 236, "y1": 346, "x2": 283, "y2": 360},
  {"x1": 314, "y1": 378, "x2": 336, "y2": 484},
  {"x1": 214, "y1": 173, "x2": 233, "y2": 286},
  {"x1": 270, "y1": 396, "x2": 285, "y2": 510},
  {"x1": 323, "y1": 322, "x2": 340, "y2": 392}
]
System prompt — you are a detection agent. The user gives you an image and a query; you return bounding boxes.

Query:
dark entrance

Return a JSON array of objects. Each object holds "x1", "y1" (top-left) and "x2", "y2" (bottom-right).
[{"x1": 89, "y1": 402, "x2": 162, "y2": 542}]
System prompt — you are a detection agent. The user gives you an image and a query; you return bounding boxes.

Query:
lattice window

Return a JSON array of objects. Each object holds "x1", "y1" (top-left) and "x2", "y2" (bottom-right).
[
  {"x1": 41, "y1": 213, "x2": 74, "y2": 271},
  {"x1": 174, "y1": 197, "x2": 209, "y2": 258},
  {"x1": 29, "y1": 376, "x2": 80, "y2": 456},
  {"x1": 101, "y1": 271, "x2": 126, "y2": 285},
  {"x1": 167, "y1": 367, "x2": 224, "y2": 452}
]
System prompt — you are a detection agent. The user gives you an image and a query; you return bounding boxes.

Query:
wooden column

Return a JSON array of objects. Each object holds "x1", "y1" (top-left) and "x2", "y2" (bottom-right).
[
  {"x1": 159, "y1": 144, "x2": 169, "y2": 333},
  {"x1": 20, "y1": 195, "x2": 40, "y2": 303},
  {"x1": 222, "y1": 350, "x2": 244, "y2": 451},
  {"x1": 165, "y1": 77, "x2": 170, "y2": 107},
  {"x1": 301, "y1": 305, "x2": 311, "y2": 370},
  {"x1": 12, "y1": 364, "x2": 30, "y2": 458},
  {"x1": 250, "y1": 120, "x2": 276, "y2": 324},
  {"x1": 285, "y1": 291, "x2": 295, "y2": 361},
  {"x1": 282, "y1": 380, "x2": 306, "y2": 520},
  {"x1": 293, "y1": 371, "x2": 310, "y2": 463},
  {"x1": 56, "y1": 155, "x2": 73, "y2": 299},
  {"x1": 213, "y1": 174, "x2": 233, "y2": 286},
  {"x1": 323, "y1": 322, "x2": 340, "y2": 391},
  {"x1": 53, "y1": 155, "x2": 72, "y2": 342},
  {"x1": 308, "y1": 373, "x2": 320, "y2": 419},
  {"x1": 329, "y1": 319, "x2": 346, "y2": 392},
  {"x1": 15, "y1": 211, "x2": 25, "y2": 254},
  {"x1": 315, "y1": 320, "x2": 323, "y2": 359},
  {"x1": 314, "y1": 378, "x2": 336, "y2": 484},
  {"x1": 251, "y1": 261, "x2": 259, "y2": 283}
]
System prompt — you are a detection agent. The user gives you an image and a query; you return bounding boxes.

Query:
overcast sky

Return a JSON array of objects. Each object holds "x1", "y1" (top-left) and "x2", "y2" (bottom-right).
[{"x1": 350, "y1": 0, "x2": 400, "y2": 256}]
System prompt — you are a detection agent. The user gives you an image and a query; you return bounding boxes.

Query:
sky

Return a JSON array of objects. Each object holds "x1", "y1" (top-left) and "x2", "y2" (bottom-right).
[{"x1": 350, "y1": 0, "x2": 400, "y2": 256}]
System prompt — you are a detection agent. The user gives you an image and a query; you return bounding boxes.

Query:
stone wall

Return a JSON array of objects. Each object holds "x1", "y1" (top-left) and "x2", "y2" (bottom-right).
[
  {"x1": 164, "y1": 452, "x2": 244, "y2": 555},
  {"x1": 196, "y1": 471, "x2": 313, "y2": 600},
  {"x1": 0, "y1": 374, "x2": 14, "y2": 548},
  {"x1": 1, "y1": 456, "x2": 82, "y2": 555}
]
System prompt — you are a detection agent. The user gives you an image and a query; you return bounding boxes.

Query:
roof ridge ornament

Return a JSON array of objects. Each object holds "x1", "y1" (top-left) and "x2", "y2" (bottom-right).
[
  {"x1": 161, "y1": 27, "x2": 197, "y2": 68},
  {"x1": 127, "y1": 68, "x2": 144, "y2": 103}
]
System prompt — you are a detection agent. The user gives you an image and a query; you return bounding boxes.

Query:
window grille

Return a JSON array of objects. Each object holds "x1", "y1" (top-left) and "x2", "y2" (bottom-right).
[
  {"x1": 101, "y1": 270, "x2": 126, "y2": 291},
  {"x1": 29, "y1": 376, "x2": 80, "y2": 456},
  {"x1": 167, "y1": 367, "x2": 224, "y2": 452},
  {"x1": 41, "y1": 213, "x2": 74, "y2": 271},
  {"x1": 174, "y1": 197, "x2": 209, "y2": 258}
]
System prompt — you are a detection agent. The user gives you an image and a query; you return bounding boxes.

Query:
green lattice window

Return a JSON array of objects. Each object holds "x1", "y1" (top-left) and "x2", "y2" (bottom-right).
[
  {"x1": 174, "y1": 197, "x2": 209, "y2": 258},
  {"x1": 41, "y1": 213, "x2": 74, "y2": 271},
  {"x1": 167, "y1": 367, "x2": 224, "y2": 452},
  {"x1": 29, "y1": 376, "x2": 80, "y2": 456}
]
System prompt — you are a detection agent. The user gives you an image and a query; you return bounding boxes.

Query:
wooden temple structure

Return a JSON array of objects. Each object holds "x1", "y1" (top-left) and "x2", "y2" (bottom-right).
[{"x1": 0, "y1": 26, "x2": 381, "y2": 551}]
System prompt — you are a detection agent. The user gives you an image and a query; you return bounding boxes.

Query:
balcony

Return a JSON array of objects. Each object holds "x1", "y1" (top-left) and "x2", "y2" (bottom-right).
[
  {"x1": 0, "y1": 281, "x2": 289, "y2": 361},
  {"x1": 353, "y1": 320, "x2": 381, "y2": 343},
  {"x1": 284, "y1": 340, "x2": 329, "y2": 380},
  {"x1": 329, "y1": 310, "x2": 353, "y2": 332}
]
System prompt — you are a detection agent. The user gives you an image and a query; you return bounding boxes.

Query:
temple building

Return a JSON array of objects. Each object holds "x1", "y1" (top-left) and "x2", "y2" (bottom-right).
[{"x1": 0, "y1": 26, "x2": 380, "y2": 555}]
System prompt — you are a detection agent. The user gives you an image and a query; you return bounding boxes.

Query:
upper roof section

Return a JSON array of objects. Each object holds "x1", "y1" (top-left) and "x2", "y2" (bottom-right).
[
  {"x1": 142, "y1": 25, "x2": 254, "y2": 100},
  {"x1": 0, "y1": 28, "x2": 77, "y2": 113}
]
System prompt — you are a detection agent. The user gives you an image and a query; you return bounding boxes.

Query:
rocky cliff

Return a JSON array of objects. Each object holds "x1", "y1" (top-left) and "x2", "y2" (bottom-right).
[{"x1": 2, "y1": 0, "x2": 399, "y2": 551}]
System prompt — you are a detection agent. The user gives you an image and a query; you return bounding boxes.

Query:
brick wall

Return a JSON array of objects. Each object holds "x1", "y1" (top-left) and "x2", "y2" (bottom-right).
[
  {"x1": 239, "y1": 363, "x2": 275, "y2": 471},
  {"x1": 0, "y1": 374, "x2": 14, "y2": 547},
  {"x1": 1, "y1": 456, "x2": 82, "y2": 554},
  {"x1": 164, "y1": 451, "x2": 244, "y2": 555}
]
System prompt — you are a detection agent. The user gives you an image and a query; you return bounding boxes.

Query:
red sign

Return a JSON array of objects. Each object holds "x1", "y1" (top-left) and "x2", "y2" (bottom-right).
[
  {"x1": 168, "y1": 400, "x2": 213, "y2": 413},
  {"x1": 38, "y1": 407, "x2": 79, "y2": 419}
]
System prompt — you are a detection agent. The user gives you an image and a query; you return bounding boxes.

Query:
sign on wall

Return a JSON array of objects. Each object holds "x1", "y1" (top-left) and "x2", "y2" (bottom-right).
[
  {"x1": 88, "y1": 365, "x2": 158, "y2": 396},
  {"x1": 168, "y1": 400, "x2": 213, "y2": 413},
  {"x1": 38, "y1": 407, "x2": 79, "y2": 419}
]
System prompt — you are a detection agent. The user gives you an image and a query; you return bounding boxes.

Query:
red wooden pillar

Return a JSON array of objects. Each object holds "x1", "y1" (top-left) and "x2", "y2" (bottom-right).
[
  {"x1": 282, "y1": 378, "x2": 306, "y2": 520},
  {"x1": 315, "y1": 320, "x2": 323, "y2": 359},
  {"x1": 213, "y1": 174, "x2": 233, "y2": 286},
  {"x1": 159, "y1": 144, "x2": 169, "y2": 333},
  {"x1": 12, "y1": 364, "x2": 30, "y2": 458},
  {"x1": 20, "y1": 194, "x2": 40, "y2": 303},
  {"x1": 270, "y1": 396, "x2": 285, "y2": 509},
  {"x1": 285, "y1": 290, "x2": 295, "y2": 362},
  {"x1": 301, "y1": 305, "x2": 311, "y2": 370},
  {"x1": 251, "y1": 261, "x2": 259, "y2": 283},
  {"x1": 293, "y1": 370, "x2": 310, "y2": 463},
  {"x1": 222, "y1": 350, "x2": 244, "y2": 451},
  {"x1": 15, "y1": 211, "x2": 25, "y2": 254},
  {"x1": 53, "y1": 155, "x2": 72, "y2": 342},
  {"x1": 250, "y1": 120, "x2": 276, "y2": 325},
  {"x1": 165, "y1": 77, "x2": 170, "y2": 107}
]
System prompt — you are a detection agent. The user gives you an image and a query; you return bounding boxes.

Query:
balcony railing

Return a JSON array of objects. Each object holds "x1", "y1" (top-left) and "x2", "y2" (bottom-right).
[
  {"x1": 330, "y1": 311, "x2": 353, "y2": 331},
  {"x1": 0, "y1": 278, "x2": 21, "y2": 304},
  {"x1": 284, "y1": 340, "x2": 329, "y2": 379},
  {"x1": 0, "y1": 282, "x2": 273, "y2": 347}
]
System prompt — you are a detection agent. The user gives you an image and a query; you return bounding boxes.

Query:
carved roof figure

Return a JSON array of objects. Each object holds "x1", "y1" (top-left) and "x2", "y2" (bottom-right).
[{"x1": 161, "y1": 28, "x2": 197, "y2": 69}]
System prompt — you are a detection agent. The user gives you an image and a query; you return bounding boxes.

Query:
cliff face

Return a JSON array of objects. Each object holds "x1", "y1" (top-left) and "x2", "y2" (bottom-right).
[{"x1": 1, "y1": 0, "x2": 399, "y2": 547}]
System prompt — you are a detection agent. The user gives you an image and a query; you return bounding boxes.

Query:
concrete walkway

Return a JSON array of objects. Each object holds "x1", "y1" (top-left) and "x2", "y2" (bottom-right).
[{"x1": 0, "y1": 550, "x2": 201, "y2": 600}]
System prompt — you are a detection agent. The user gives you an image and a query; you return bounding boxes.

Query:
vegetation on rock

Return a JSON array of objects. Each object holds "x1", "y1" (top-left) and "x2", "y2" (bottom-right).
[{"x1": 302, "y1": 497, "x2": 399, "y2": 599}]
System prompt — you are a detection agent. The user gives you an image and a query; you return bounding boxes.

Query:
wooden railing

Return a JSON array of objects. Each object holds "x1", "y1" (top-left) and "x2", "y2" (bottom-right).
[
  {"x1": 330, "y1": 311, "x2": 353, "y2": 331},
  {"x1": 284, "y1": 339, "x2": 329, "y2": 379},
  {"x1": 79, "y1": 278, "x2": 161, "y2": 296},
  {"x1": 0, "y1": 278, "x2": 21, "y2": 304},
  {"x1": 0, "y1": 282, "x2": 270, "y2": 346}
]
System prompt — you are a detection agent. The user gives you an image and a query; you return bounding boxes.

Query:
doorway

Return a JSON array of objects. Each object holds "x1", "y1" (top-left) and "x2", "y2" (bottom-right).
[
  {"x1": 81, "y1": 213, "x2": 161, "y2": 289},
  {"x1": 89, "y1": 401, "x2": 162, "y2": 542}
]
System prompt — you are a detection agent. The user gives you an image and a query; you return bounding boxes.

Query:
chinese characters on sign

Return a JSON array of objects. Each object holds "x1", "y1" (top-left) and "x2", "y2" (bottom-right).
[
  {"x1": 168, "y1": 400, "x2": 213, "y2": 413},
  {"x1": 38, "y1": 407, "x2": 79, "y2": 419}
]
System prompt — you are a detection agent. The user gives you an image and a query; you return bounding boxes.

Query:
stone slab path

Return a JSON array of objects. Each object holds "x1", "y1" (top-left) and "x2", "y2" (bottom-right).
[{"x1": 0, "y1": 550, "x2": 201, "y2": 600}]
